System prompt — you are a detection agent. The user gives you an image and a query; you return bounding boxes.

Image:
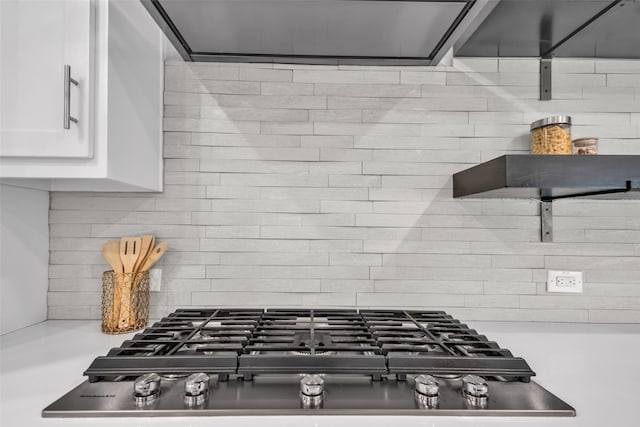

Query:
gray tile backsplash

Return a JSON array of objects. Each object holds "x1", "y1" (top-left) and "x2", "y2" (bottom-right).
[{"x1": 49, "y1": 58, "x2": 640, "y2": 322}]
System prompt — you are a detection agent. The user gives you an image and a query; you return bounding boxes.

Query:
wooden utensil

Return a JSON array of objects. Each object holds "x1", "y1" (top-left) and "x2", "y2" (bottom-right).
[
  {"x1": 125, "y1": 240, "x2": 167, "y2": 329},
  {"x1": 120, "y1": 236, "x2": 142, "y2": 274},
  {"x1": 102, "y1": 240, "x2": 123, "y2": 273},
  {"x1": 118, "y1": 236, "x2": 142, "y2": 329},
  {"x1": 127, "y1": 235, "x2": 155, "y2": 325},
  {"x1": 139, "y1": 241, "x2": 168, "y2": 272},
  {"x1": 134, "y1": 235, "x2": 155, "y2": 273},
  {"x1": 102, "y1": 240, "x2": 123, "y2": 327}
]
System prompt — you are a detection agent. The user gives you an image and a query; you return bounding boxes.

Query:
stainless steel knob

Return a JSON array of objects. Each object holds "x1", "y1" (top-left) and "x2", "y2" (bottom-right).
[
  {"x1": 462, "y1": 375, "x2": 488, "y2": 408},
  {"x1": 300, "y1": 374, "x2": 324, "y2": 408},
  {"x1": 414, "y1": 375, "x2": 439, "y2": 409},
  {"x1": 184, "y1": 373, "x2": 209, "y2": 406},
  {"x1": 134, "y1": 373, "x2": 161, "y2": 406},
  {"x1": 462, "y1": 375, "x2": 488, "y2": 397},
  {"x1": 415, "y1": 375, "x2": 439, "y2": 396},
  {"x1": 300, "y1": 374, "x2": 324, "y2": 396}
]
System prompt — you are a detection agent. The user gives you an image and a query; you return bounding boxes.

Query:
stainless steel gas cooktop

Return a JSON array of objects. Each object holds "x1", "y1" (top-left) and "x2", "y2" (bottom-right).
[{"x1": 43, "y1": 308, "x2": 575, "y2": 417}]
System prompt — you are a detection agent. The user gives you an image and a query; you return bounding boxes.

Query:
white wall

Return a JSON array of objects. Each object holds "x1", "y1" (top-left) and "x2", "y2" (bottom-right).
[
  {"x1": 48, "y1": 58, "x2": 640, "y2": 323},
  {"x1": 0, "y1": 184, "x2": 49, "y2": 334}
]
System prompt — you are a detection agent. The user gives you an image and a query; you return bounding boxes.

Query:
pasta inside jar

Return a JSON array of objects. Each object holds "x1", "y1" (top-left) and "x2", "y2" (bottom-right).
[{"x1": 530, "y1": 116, "x2": 572, "y2": 155}]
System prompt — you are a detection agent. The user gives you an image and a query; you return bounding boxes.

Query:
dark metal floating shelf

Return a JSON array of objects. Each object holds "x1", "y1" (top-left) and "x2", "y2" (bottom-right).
[
  {"x1": 452, "y1": 155, "x2": 640, "y2": 242},
  {"x1": 453, "y1": 155, "x2": 640, "y2": 201}
]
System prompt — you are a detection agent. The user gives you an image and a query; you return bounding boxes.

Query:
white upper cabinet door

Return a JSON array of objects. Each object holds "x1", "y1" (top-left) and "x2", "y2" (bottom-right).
[{"x1": 0, "y1": 0, "x2": 94, "y2": 158}]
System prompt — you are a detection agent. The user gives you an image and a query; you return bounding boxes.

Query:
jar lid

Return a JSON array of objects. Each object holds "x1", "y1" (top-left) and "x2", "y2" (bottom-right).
[
  {"x1": 572, "y1": 137, "x2": 598, "y2": 147},
  {"x1": 530, "y1": 115, "x2": 572, "y2": 131}
]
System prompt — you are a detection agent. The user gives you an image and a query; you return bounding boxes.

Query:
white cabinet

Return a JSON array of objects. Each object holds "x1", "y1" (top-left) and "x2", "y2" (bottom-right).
[
  {"x1": 0, "y1": 0, "x2": 94, "y2": 159},
  {"x1": 0, "y1": 0, "x2": 164, "y2": 192}
]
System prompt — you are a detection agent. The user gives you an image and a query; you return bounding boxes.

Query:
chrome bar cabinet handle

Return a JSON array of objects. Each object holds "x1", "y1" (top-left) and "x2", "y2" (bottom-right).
[{"x1": 63, "y1": 64, "x2": 79, "y2": 129}]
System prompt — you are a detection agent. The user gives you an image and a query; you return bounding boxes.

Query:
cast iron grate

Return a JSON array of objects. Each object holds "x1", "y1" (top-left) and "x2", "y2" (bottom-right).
[
  {"x1": 237, "y1": 309, "x2": 387, "y2": 375},
  {"x1": 84, "y1": 308, "x2": 534, "y2": 382},
  {"x1": 360, "y1": 310, "x2": 532, "y2": 381}
]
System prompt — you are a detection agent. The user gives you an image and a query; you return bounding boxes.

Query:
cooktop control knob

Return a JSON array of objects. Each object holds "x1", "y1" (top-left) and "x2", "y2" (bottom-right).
[
  {"x1": 300, "y1": 374, "x2": 324, "y2": 408},
  {"x1": 184, "y1": 373, "x2": 210, "y2": 406},
  {"x1": 462, "y1": 375, "x2": 488, "y2": 408},
  {"x1": 414, "y1": 375, "x2": 439, "y2": 408},
  {"x1": 415, "y1": 374, "x2": 439, "y2": 396},
  {"x1": 300, "y1": 374, "x2": 324, "y2": 396},
  {"x1": 134, "y1": 373, "x2": 161, "y2": 406}
]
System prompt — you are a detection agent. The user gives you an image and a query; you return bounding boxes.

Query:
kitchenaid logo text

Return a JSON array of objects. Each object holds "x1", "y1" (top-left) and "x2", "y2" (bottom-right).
[{"x1": 80, "y1": 394, "x2": 116, "y2": 398}]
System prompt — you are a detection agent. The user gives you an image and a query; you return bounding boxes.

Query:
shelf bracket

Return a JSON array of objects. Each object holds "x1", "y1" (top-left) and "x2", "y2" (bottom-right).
[
  {"x1": 539, "y1": 181, "x2": 635, "y2": 242},
  {"x1": 539, "y1": 58, "x2": 552, "y2": 100},
  {"x1": 540, "y1": 201, "x2": 553, "y2": 242}
]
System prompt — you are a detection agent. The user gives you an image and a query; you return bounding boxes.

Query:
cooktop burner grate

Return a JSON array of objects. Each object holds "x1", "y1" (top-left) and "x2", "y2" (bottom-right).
[{"x1": 84, "y1": 308, "x2": 535, "y2": 382}]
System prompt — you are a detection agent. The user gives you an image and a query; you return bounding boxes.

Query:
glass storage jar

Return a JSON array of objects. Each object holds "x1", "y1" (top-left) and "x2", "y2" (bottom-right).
[
  {"x1": 572, "y1": 137, "x2": 598, "y2": 155},
  {"x1": 530, "y1": 116, "x2": 572, "y2": 154}
]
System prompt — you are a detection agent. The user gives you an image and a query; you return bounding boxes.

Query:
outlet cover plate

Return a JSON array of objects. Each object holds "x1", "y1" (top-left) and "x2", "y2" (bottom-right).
[
  {"x1": 149, "y1": 268, "x2": 162, "y2": 292},
  {"x1": 547, "y1": 270, "x2": 583, "y2": 293}
]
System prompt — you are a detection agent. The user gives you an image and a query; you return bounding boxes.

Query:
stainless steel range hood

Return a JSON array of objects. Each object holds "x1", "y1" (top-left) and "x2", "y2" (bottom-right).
[{"x1": 141, "y1": 0, "x2": 499, "y2": 65}]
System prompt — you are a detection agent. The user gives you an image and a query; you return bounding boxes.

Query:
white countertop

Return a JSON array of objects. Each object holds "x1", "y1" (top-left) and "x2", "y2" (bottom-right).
[{"x1": 2, "y1": 320, "x2": 639, "y2": 427}]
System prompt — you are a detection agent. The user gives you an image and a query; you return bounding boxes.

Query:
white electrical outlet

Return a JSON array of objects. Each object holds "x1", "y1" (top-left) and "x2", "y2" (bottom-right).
[
  {"x1": 547, "y1": 270, "x2": 583, "y2": 293},
  {"x1": 149, "y1": 268, "x2": 162, "y2": 292}
]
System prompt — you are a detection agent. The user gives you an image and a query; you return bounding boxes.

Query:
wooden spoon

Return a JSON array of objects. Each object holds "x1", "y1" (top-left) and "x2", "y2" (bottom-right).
[
  {"x1": 139, "y1": 241, "x2": 168, "y2": 272},
  {"x1": 102, "y1": 240, "x2": 123, "y2": 273},
  {"x1": 118, "y1": 236, "x2": 142, "y2": 329},
  {"x1": 134, "y1": 235, "x2": 155, "y2": 273}
]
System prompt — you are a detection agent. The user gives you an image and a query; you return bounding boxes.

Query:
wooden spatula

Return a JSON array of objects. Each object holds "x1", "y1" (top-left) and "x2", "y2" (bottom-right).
[
  {"x1": 102, "y1": 240, "x2": 123, "y2": 273},
  {"x1": 129, "y1": 237, "x2": 161, "y2": 327},
  {"x1": 139, "y1": 241, "x2": 168, "y2": 272},
  {"x1": 103, "y1": 240, "x2": 123, "y2": 327},
  {"x1": 134, "y1": 235, "x2": 155, "y2": 273},
  {"x1": 118, "y1": 236, "x2": 142, "y2": 328},
  {"x1": 120, "y1": 236, "x2": 142, "y2": 275}
]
